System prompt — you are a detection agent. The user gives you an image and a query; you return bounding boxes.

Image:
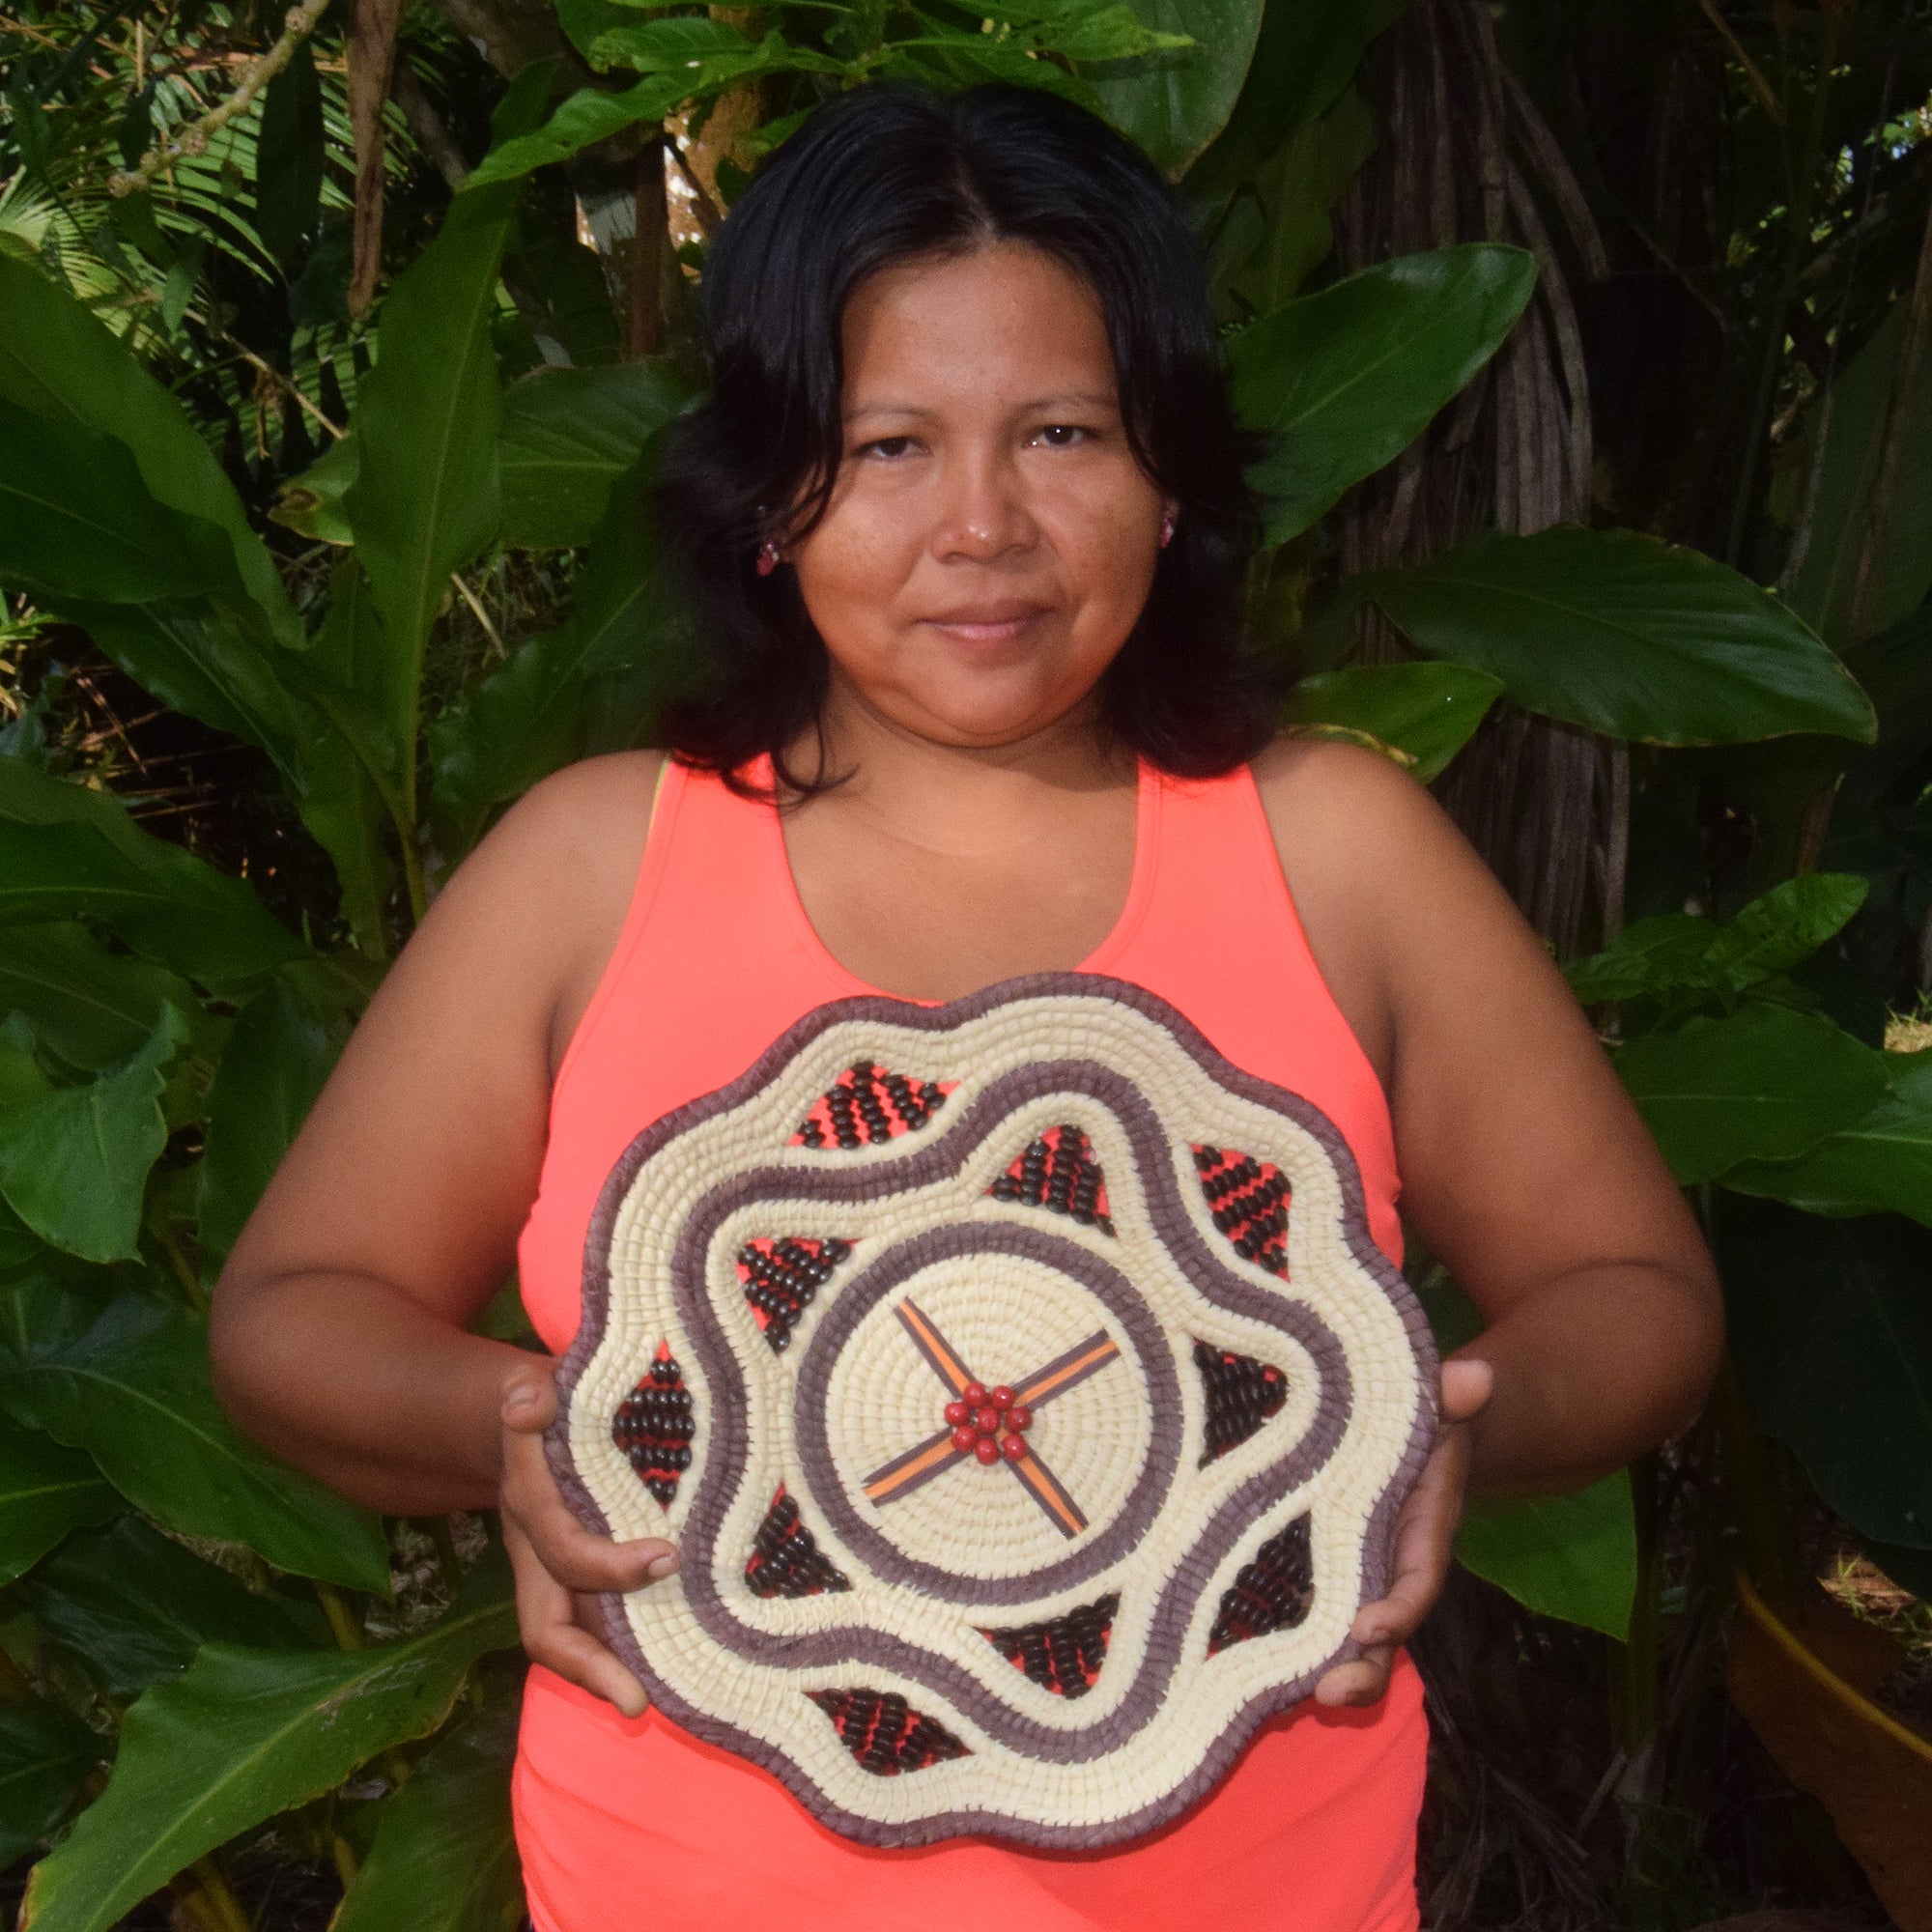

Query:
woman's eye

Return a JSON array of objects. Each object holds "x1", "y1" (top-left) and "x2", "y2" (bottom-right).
[
  {"x1": 860, "y1": 436, "x2": 919, "y2": 460},
  {"x1": 1033, "y1": 423, "x2": 1090, "y2": 448}
]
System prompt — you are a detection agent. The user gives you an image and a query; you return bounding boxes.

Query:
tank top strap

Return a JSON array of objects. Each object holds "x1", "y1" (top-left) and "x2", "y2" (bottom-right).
[{"x1": 1110, "y1": 763, "x2": 1403, "y2": 1259}]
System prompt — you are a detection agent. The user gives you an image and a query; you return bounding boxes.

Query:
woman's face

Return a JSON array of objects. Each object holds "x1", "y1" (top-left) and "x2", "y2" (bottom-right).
[{"x1": 788, "y1": 241, "x2": 1170, "y2": 751}]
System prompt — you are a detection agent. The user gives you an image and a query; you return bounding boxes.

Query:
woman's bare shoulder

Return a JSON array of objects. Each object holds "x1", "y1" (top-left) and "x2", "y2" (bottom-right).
[
  {"x1": 429, "y1": 750, "x2": 667, "y2": 934},
  {"x1": 1246, "y1": 732, "x2": 1518, "y2": 929}
]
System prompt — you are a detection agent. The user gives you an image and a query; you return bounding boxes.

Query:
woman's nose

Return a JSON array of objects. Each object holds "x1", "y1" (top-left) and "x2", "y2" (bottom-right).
[{"x1": 931, "y1": 452, "x2": 1037, "y2": 562}]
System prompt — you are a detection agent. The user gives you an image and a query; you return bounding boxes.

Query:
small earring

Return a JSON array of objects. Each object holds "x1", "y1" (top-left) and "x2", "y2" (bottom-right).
[
  {"x1": 755, "y1": 541, "x2": 780, "y2": 577},
  {"x1": 1158, "y1": 509, "x2": 1177, "y2": 549}
]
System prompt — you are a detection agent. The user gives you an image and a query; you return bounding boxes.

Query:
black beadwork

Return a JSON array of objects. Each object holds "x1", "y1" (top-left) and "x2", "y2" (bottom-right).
[
  {"x1": 737, "y1": 1236, "x2": 853, "y2": 1353},
  {"x1": 807, "y1": 1688, "x2": 971, "y2": 1776},
  {"x1": 980, "y1": 1592, "x2": 1120, "y2": 1699},
  {"x1": 611, "y1": 1351, "x2": 696, "y2": 1508},
  {"x1": 1192, "y1": 1144, "x2": 1291, "y2": 1276},
  {"x1": 1207, "y1": 1514, "x2": 1314, "y2": 1654},
  {"x1": 745, "y1": 1488, "x2": 851, "y2": 1598},
  {"x1": 791, "y1": 1062, "x2": 951, "y2": 1148},
  {"x1": 988, "y1": 1123, "x2": 1115, "y2": 1236},
  {"x1": 1193, "y1": 1340, "x2": 1289, "y2": 1465}
]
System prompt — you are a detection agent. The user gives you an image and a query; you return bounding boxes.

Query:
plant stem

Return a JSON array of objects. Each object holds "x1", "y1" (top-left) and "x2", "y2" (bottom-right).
[
  {"x1": 330, "y1": 1831, "x2": 359, "y2": 1889},
  {"x1": 314, "y1": 1581, "x2": 367, "y2": 1652},
  {"x1": 154, "y1": 1218, "x2": 209, "y2": 1314},
  {"x1": 181, "y1": 1858, "x2": 252, "y2": 1932}
]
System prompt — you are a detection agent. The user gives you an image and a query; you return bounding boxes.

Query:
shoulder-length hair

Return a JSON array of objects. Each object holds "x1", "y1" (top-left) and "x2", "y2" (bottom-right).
[{"x1": 653, "y1": 81, "x2": 1276, "y2": 795}]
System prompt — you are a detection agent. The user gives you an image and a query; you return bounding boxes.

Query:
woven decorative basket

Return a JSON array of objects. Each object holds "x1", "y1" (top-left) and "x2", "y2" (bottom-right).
[{"x1": 548, "y1": 973, "x2": 1437, "y2": 1849}]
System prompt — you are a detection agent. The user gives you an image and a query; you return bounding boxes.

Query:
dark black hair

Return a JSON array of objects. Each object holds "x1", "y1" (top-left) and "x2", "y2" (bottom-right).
[{"x1": 653, "y1": 81, "x2": 1276, "y2": 793}]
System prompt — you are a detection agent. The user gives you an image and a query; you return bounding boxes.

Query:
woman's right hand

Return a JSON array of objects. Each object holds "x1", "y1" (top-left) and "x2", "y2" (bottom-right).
[{"x1": 499, "y1": 1364, "x2": 680, "y2": 1719}]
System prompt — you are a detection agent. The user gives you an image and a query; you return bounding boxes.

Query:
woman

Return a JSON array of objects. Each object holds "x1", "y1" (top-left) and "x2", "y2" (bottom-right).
[{"x1": 211, "y1": 82, "x2": 1721, "y2": 1931}]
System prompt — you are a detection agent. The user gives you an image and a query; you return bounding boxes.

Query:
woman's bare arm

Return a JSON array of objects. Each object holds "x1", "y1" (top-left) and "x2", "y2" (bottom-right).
[
  {"x1": 209, "y1": 752, "x2": 664, "y2": 1513},
  {"x1": 1256, "y1": 738, "x2": 1724, "y2": 1497}
]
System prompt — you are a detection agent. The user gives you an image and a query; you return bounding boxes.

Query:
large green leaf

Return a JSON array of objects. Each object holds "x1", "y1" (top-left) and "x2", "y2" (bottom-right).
[
  {"x1": 1184, "y1": 0, "x2": 1389, "y2": 196},
  {"x1": 1215, "y1": 86, "x2": 1377, "y2": 316},
  {"x1": 18, "y1": 1550, "x2": 516, "y2": 1932},
  {"x1": 0, "y1": 1412, "x2": 116, "y2": 1585},
  {"x1": 281, "y1": 555, "x2": 406, "y2": 952},
  {"x1": 0, "y1": 1006, "x2": 188, "y2": 1264},
  {"x1": 430, "y1": 454, "x2": 676, "y2": 845},
  {"x1": 1723, "y1": 1048, "x2": 1932, "y2": 1230},
  {"x1": 0, "y1": 758, "x2": 307, "y2": 984},
  {"x1": 0, "y1": 923, "x2": 204, "y2": 1073},
  {"x1": 343, "y1": 177, "x2": 521, "y2": 808},
  {"x1": 0, "y1": 252, "x2": 297, "y2": 645},
  {"x1": 0, "y1": 1280, "x2": 389, "y2": 1592},
  {"x1": 1564, "y1": 874, "x2": 1870, "y2": 1007},
  {"x1": 497, "y1": 361, "x2": 691, "y2": 551},
  {"x1": 1454, "y1": 1471, "x2": 1638, "y2": 1640},
  {"x1": 0, "y1": 1699, "x2": 100, "y2": 1870},
  {"x1": 1715, "y1": 1196, "x2": 1932, "y2": 1553},
  {"x1": 1284, "y1": 663, "x2": 1503, "y2": 782},
  {"x1": 196, "y1": 980, "x2": 337, "y2": 1258},
  {"x1": 462, "y1": 72, "x2": 686, "y2": 188},
  {"x1": 1365, "y1": 526, "x2": 1877, "y2": 746},
  {"x1": 1789, "y1": 300, "x2": 1932, "y2": 649},
  {"x1": 1613, "y1": 1004, "x2": 1889, "y2": 1185},
  {"x1": 53, "y1": 601, "x2": 320, "y2": 792},
  {"x1": 331, "y1": 1680, "x2": 525, "y2": 1932},
  {"x1": 0, "y1": 398, "x2": 247, "y2": 607},
  {"x1": 1229, "y1": 247, "x2": 1538, "y2": 544},
  {"x1": 269, "y1": 432, "x2": 359, "y2": 548},
  {"x1": 32, "y1": 1515, "x2": 326, "y2": 1699},
  {"x1": 1087, "y1": 0, "x2": 1264, "y2": 177}
]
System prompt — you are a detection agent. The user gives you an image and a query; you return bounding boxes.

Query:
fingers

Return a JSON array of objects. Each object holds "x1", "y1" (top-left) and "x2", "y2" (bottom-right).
[
  {"x1": 505, "y1": 1515, "x2": 650, "y2": 1719},
  {"x1": 497, "y1": 1365, "x2": 680, "y2": 1594},
  {"x1": 501, "y1": 1368, "x2": 557, "y2": 1436},
  {"x1": 1439, "y1": 1353, "x2": 1493, "y2": 1423},
  {"x1": 1320, "y1": 1363, "x2": 1493, "y2": 1709},
  {"x1": 1314, "y1": 1646, "x2": 1393, "y2": 1707}
]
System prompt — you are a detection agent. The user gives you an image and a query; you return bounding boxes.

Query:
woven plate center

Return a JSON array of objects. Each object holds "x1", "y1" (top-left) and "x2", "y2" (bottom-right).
[{"x1": 822, "y1": 1253, "x2": 1150, "y2": 1581}]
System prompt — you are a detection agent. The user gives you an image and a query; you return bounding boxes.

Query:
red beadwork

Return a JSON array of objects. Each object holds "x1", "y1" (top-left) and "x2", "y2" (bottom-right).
[
  {"x1": 974, "y1": 1437, "x2": 1001, "y2": 1465},
  {"x1": 943, "y1": 1400, "x2": 969, "y2": 1427},
  {"x1": 1001, "y1": 1433, "x2": 1028, "y2": 1462},
  {"x1": 961, "y1": 1380, "x2": 987, "y2": 1407},
  {"x1": 990, "y1": 1385, "x2": 1014, "y2": 1409},
  {"x1": 974, "y1": 1405, "x2": 1001, "y2": 1435},
  {"x1": 951, "y1": 1424, "x2": 978, "y2": 1453},
  {"x1": 1007, "y1": 1404, "x2": 1032, "y2": 1432}
]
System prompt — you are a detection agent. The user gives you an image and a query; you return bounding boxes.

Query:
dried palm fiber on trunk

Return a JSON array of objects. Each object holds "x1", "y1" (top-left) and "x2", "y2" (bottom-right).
[{"x1": 1332, "y1": 0, "x2": 1624, "y2": 956}]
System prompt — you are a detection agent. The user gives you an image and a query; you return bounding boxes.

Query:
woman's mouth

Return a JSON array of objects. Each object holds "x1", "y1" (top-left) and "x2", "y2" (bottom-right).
[{"x1": 922, "y1": 602, "x2": 1052, "y2": 644}]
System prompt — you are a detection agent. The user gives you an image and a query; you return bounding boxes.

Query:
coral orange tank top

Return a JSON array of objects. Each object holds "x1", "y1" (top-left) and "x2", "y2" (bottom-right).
[{"x1": 512, "y1": 753, "x2": 1427, "y2": 1932}]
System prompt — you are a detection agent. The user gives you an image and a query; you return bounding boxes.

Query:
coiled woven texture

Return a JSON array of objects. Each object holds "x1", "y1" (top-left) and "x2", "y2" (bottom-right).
[{"x1": 549, "y1": 974, "x2": 1437, "y2": 1848}]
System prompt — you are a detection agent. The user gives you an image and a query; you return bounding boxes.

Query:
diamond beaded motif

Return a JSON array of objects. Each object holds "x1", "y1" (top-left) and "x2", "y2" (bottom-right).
[{"x1": 548, "y1": 975, "x2": 1437, "y2": 1850}]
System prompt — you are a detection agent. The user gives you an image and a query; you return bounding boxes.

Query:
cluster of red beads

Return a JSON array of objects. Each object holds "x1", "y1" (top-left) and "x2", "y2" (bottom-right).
[{"x1": 944, "y1": 1380, "x2": 1033, "y2": 1466}]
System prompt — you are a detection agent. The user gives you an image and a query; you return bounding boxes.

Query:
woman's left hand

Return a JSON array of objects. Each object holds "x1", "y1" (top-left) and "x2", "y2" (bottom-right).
[{"x1": 1312, "y1": 1354, "x2": 1493, "y2": 1708}]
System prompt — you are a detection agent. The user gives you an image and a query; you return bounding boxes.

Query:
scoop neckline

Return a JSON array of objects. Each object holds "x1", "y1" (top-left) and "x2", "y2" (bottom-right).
[{"x1": 759, "y1": 753, "x2": 1159, "y2": 1009}]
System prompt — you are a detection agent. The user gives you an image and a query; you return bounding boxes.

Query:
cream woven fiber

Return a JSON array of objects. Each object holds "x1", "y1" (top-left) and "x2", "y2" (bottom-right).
[{"x1": 549, "y1": 973, "x2": 1438, "y2": 1849}]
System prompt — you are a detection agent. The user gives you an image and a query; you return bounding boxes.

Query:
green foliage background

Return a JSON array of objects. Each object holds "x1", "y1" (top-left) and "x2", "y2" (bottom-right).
[{"x1": 0, "y1": 0, "x2": 1929, "y2": 1924}]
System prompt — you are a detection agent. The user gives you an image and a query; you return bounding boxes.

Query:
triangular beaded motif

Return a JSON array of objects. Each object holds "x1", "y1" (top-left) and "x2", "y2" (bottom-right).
[
  {"x1": 735, "y1": 1236, "x2": 853, "y2": 1354},
  {"x1": 987, "y1": 1122, "x2": 1115, "y2": 1235},
  {"x1": 745, "y1": 1486, "x2": 851, "y2": 1598},
  {"x1": 979, "y1": 1592, "x2": 1120, "y2": 1700},
  {"x1": 1193, "y1": 1340, "x2": 1289, "y2": 1466},
  {"x1": 1207, "y1": 1514, "x2": 1314, "y2": 1655},
  {"x1": 806, "y1": 1689, "x2": 971, "y2": 1776},
  {"x1": 611, "y1": 1342, "x2": 695, "y2": 1508},
  {"x1": 1191, "y1": 1144, "x2": 1291, "y2": 1276},
  {"x1": 790, "y1": 1062, "x2": 955, "y2": 1149}
]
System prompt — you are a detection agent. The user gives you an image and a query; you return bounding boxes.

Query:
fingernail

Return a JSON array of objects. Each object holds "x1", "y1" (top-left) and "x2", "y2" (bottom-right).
[{"x1": 647, "y1": 1552, "x2": 679, "y2": 1581}]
